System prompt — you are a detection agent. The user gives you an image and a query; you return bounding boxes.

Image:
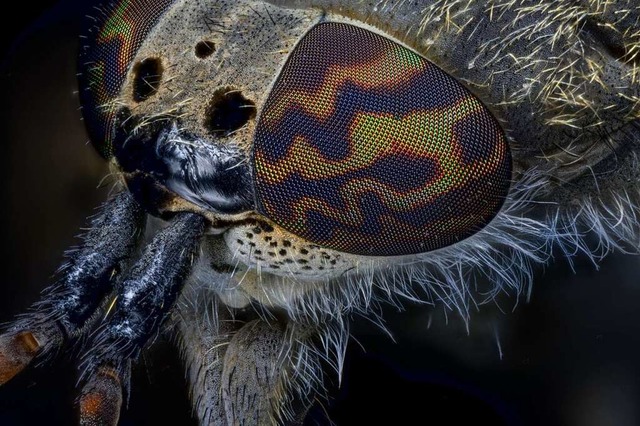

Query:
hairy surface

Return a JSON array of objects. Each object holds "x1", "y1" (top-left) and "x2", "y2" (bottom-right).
[
  {"x1": 94, "y1": 0, "x2": 640, "y2": 423},
  {"x1": 0, "y1": 0, "x2": 640, "y2": 426}
]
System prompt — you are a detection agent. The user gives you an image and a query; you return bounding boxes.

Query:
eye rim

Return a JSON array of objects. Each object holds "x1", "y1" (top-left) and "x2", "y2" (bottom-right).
[
  {"x1": 77, "y1": 0, "x2": 176, "y2": 159},
  {"x1": 251, "y1": 21, "x2": 512, "y2": 257}
]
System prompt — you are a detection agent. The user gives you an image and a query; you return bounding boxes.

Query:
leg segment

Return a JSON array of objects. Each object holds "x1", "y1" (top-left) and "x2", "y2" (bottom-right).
[
  {"x1": 48, "y1": 191, "x2": 146, "y2": 333},
  {"x1": 0, "y1": 192, "x2": 146, "y2": 385},
  {"x1": 78, "y1": 212, "x2": 206, "y2": 425}
]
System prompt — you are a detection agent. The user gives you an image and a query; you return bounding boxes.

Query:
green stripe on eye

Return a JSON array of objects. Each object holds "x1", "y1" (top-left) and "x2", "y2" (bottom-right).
[
  {"x1": 253, "y1": 22, "x2": 512, "y2": 256},
  {"x1": 102, "y1": 0, "x2": 134, "y2": 37}
]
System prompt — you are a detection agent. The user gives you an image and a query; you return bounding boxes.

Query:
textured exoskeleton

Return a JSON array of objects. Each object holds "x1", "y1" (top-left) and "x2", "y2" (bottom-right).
[{"x1": 0, "y1": 0, "x2": 639, "y2": 425}]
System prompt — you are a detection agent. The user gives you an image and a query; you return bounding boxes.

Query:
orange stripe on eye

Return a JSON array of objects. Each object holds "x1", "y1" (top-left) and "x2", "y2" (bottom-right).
[
  {"x1": 256, "y1": 96, "x2": 497, "y2": 190},
  {"x1": 262, "y1": 46, "x2": 427, "y2": 127}
]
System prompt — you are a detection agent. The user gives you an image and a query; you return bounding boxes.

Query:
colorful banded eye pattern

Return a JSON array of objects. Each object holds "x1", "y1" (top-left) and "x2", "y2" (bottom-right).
[
  {"x1": 253, "y1": 22, "x2": 512, "y2": 257},
  {"x1": 78, "y1": 0, "x2": 175, "y2": 158}
]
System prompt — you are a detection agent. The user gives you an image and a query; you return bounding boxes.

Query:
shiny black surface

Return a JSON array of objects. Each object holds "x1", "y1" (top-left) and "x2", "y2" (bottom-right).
[
  {"x1": 81, "y1": 213, "x2": 206, "y2": 379},
  {"x1": 2, "y1": 2, "x2": 640, "y2": 426},
  {"x1": 113, "y1": 110, "x2": 254, "y2": 215},
  {"x1": 46, "y1": 191, "x2": 145, "y2": 332}
]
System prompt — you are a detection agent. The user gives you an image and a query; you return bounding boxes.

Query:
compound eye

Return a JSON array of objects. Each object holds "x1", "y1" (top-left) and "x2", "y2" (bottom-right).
[
  {"x1": 253, "y1": 22, "x2": 512, "y2": 256},
  {"x1": 78, "y1": 0, "x2": 174, "y2": 158}
]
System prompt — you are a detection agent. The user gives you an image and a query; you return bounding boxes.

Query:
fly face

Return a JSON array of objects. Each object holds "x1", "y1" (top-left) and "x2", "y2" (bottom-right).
[
  {"x1": 1, "y1": 1, "x2": 638, "y2": 425},
  {"x1": 79, "y1": 0, "x2": 639, "y2": 311},
  {"x1": 79, "y1": 1, "x2": 512, "y2": 297}
]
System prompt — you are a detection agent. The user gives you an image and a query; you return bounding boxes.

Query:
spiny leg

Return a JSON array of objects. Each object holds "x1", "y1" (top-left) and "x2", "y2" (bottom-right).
[
  {"x1": 0, "y1": 191, "x2": 146, "y2": 385},
  {"x1": 78, "y1": 212, "x2": 206, "y2": 426}
]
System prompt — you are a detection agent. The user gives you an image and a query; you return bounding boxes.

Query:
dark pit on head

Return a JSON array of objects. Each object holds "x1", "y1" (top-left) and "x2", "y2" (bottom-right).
[
  {"x1": 133, "y1": 58, "x2": 163, "y2": 102},
  {"x1": 206, "y1": 89, "x2": 256, "y2": 137},
  {"x1": 195, "y1": 40, "x2": 216, "y2": 58}
]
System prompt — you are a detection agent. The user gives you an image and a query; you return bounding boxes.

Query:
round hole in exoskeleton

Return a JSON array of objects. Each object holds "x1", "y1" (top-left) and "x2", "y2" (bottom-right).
[
  {"x1": 132, "y1": 58, "x2": 163, "y2": 102},
  {"x1": 195, "y1": 40, "x2": 216, "y2": 59},
  {"x1": 206, "y1": 88, "x2": 256, "y2": 137}
]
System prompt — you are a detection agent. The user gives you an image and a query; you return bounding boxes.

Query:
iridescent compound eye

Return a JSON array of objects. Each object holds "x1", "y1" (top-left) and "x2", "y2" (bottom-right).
[
  {"x1": 78, "y1": 0, "x2": 175, "y2": 158},
  {"x1": 253, "y1": 22, "x2": 512, "y2": 256}
]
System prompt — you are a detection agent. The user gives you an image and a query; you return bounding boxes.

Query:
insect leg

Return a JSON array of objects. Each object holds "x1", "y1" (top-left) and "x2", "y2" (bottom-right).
[
  {"x1": 0, "y1": 192, "x2": 146, "y2": 386},
  {"x1": 78, "y1": 212, "x2": 206, "y2": 425}
]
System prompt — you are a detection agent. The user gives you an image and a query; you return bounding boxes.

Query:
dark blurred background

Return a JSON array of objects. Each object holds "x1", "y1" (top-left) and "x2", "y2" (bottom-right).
[{"x1": 0, "y1": 2, "x2": 639, "y2": 425}]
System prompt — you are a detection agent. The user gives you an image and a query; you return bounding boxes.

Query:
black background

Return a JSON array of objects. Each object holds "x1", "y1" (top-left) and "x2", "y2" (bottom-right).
[{"x1": 1, "y1": 2, "x2": 640, "y2": 425}]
